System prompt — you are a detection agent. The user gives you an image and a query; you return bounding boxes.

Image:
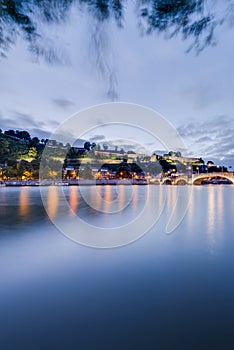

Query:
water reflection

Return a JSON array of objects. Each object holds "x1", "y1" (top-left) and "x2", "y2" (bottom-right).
[
  {"x1": 91, "y1": 186, "x2": 102, "y2": 212},
  {"x1": 207, "y1": 187, "x2": 216, "y2": 255},
  {"x1": 103, "y1": 185, "x2": 112, "y2": 213},
  {"x1": 186, "y1": 186, "x2": 201, "y2": 233},
  {"x1": 0, "y1": 188, "x2": 7, "y2": 218},
  {"x1": 132, "y1": 185, "x2": 139, "y2": 211},
  {"x1": 166, "y1": 186, "x2": 172, "y2": 214},
  {"x1": 187, "y1": 189, "x2": 194, "y2": 230},
  {"x1": 47, "y1": 186, "x2": 59, "y2": 219},
  {"x1": 1, "y1": 186, "x2": 234, "y2": 350},
  {"x1": 19, "y1": 188, "x2": 29, "y2": 219},
  {"x1": 158, "y1": 186, "x2": 165, "y2": 213},
  {"x1": 69, "y1": 186, "x2": 79, "y2": 215},
  {"x1": 167, "y1": 186, "x2": 177, "y2": 225},
  {"x1": 166, "y1": 186, "x2": 179, "y2": 220},
  {"x1": 217, "y1": 186, "x2": 224, "y2": 236},
  {"x1": 118, "y1": 185, "x2": 125, "y2": 212}
]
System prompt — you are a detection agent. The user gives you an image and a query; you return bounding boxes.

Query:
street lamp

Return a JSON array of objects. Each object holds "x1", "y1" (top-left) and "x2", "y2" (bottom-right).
[{"x1": 187, "y1": 165, "x2": 192, "y2": 178}]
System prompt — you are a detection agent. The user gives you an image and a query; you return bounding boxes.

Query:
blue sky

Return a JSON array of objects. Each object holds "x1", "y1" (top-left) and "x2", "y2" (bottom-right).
[{"x1": 0, "y1": 1, "x2": 233, "y2": 167}]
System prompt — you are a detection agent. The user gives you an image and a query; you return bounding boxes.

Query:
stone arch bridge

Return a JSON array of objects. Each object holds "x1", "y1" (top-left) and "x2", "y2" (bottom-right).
[
  {"x1": 191, "y1": 172, "x2": 234, "y2": 185},
  {"x1": 161, "y1": 172, "x2": 234, "y2": 185}
]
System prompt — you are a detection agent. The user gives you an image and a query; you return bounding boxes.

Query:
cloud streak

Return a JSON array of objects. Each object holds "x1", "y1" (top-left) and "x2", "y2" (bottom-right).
[
  {"x1": 89, "y1": 135, "x2": 106, "y2": 142},
  {"x1": 52, "y1": 98, "x2": 75, "y2": 109},
  {"x1": 178, "y1": 115, "x2": 234, "y2": 166},
  {"x1": 0, "y1": 112, "x2": 55, "y2": 139}
]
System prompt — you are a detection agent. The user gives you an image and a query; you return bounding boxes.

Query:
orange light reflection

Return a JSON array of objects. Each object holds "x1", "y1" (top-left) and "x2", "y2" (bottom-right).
[
  {"x1": 69, "y1": 186, "x2": 79, "y2": 215},
  {"x1": 47, "y1": 186, "x2": 59, "y2": 219},
  {"x1": 19, "y1": 188, "x2": 29, "y2": 218}
]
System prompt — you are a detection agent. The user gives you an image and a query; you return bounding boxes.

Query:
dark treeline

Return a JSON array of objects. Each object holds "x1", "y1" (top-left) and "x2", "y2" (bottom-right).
[
  {"x1": 0, "y1": 128, "x2": 229, "y2": 181},
  {"x1": 0, "y1": 128, "x2": 96, "y2": 179},
  {"x1": 0, "y1": 128, "x2": 48, "y2": 179}
]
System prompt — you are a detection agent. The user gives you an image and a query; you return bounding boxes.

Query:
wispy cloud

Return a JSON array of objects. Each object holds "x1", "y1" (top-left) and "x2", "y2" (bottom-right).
[
  {"x1": 178, "y1": 115, "x2": 234, "y2": 166},
  {"x1": 99, "y1": 139, "x2": 149, "y2": 154},
  {"x1": 89, "y1": 134, "x2": 106, "y2": 142},
  {"x1": 52, "y1": 98, "x2": 75, "y2": 109},
  {"x1": 30, "y1": 128, "x2": 52, "y2": 140},
  {"x1": 182, "y1": 84, "x2": 222, "y2": 111},
  {"x1": 0, "y1": 112, "x2": 56, "y2": 139},
  {"x1": 13, "y1": 112, "x2": 45, "y2": 128},
  {"x1": 1, "y1": 112, "x2": 43, "y2": 130}
]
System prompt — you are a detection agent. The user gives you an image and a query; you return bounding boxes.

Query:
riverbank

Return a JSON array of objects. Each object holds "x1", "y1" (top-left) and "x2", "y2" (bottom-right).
[
  {"x1": 0, "y1": 179, "x2": 149, "y2": 186},
  {"x1": 1, "y1": 177, "x2": 233, "y2": 186}
]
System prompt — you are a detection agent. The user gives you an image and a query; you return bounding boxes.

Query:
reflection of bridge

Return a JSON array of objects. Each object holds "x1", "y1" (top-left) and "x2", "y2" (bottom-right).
[{"x1": 160, "y1": 172, "x2": 234, "y2": 185}]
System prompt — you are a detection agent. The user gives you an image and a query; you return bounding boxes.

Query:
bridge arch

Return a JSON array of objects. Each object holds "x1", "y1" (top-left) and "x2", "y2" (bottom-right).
[
  {"x1": 193, "y1": 173, "x2": 234, "y2": 185},
  {"x1": 174, "y1": 178, "x2": 188, "y2": 185},
  {"x1": 149, "y1": 179, "x2": 160, "y2": 185},
  {"x1": 162, "y1": 178, "x2": 172, "y2": 185}
]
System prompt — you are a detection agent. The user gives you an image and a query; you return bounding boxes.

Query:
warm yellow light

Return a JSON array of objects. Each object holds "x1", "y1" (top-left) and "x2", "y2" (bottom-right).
[
  {"x1": 96, "y1": 172, "x2": 101, "y2": 179},
  {"x1": 23, "y1": 171, "x2": 32, "y2": 179},
  {"x1": 49, "y1": 170, "x2": 58, "y2": 179}
]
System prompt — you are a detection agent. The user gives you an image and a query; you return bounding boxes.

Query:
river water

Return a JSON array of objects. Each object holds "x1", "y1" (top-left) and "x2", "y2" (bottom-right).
[{"x1": 0, "y1": 185, "x2": 234, "y2": 350}]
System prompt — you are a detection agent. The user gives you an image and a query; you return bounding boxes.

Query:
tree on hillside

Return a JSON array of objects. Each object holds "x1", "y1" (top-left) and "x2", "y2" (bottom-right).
[
  {"x1": 79, "y1": 163, "x2": 93, "y2": 180},
  {"x1": 31, "y1": 158, "x2": 40, "y2": 170},
  {"x1": 18, "y1": 159, "x2": 34, "y2": 178},
  {"x1": 0, "y1": 139, "x2": 10, "y2": 162},
  {"x1": 91, "y1": 142, "x2": 96, "y2": 150},
  {"x1": 168, "y1": 151, "x2": 182, "y2": 157},
  {"x1": 28, "y1": 147, "x2": 37, "y2": 158},
  {"x1": 117, "y1": 159, "x2": 132, "y2": 179},
  {"x1": 41, "y1": 139, "x2": 48, "y2": 145},
  {"x1": 15, "y1": 130, "x2": 31, "y2": 141},
  {"x1": 4, "y1": 130, "x2": 16, "y2": 137},
  {"x1": 30, "y1": 137, "x2": 40, "y2": 147},
  {"x1": 84, "y1": 141, "x2": 91, "y2": 151}
]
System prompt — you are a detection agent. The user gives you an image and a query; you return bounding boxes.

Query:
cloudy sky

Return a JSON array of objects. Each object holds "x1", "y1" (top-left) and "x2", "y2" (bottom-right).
[{"x1": 0, "y1": 1, "x2": 233, "y2": 167}]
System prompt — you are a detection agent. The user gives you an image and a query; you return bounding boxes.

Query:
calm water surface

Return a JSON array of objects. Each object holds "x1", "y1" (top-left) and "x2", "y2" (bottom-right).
[{"x1": 0, "y1": 185, "x2": 234, "y2": 350}]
